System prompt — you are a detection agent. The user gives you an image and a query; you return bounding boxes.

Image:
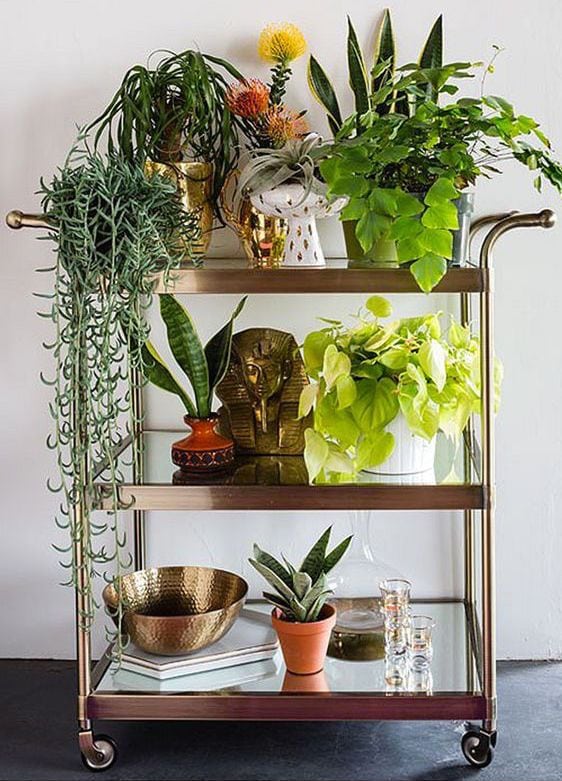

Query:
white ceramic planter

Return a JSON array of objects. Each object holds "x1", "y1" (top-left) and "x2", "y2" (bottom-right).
[
  {"x1": 363, "y1": 415, "x2": 436, "y2": 476},
  {"x1": 251, "y1": 183, "x2": 347, "y2": 267}
]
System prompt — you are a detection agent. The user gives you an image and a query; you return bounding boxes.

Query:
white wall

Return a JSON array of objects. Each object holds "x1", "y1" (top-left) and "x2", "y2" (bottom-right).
[{"x1": 1, "y1": 0, "x2": 561, "y2": 659}]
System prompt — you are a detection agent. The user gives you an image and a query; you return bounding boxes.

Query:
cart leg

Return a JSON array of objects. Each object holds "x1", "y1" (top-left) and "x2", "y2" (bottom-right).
[{"x1": 131, "y1": 359, "x2": 146, "y2": 571}]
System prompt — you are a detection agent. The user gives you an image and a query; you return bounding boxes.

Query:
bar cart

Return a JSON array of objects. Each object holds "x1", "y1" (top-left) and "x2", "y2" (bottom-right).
[{"x1": 7, "y1": 206, "x2": 556, "y2": 771}]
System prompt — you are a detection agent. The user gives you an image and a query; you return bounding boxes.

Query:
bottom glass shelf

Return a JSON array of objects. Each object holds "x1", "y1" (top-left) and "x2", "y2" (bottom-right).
[{"x1": 89, "y1": 601, "x2": 483, "y2": 721}]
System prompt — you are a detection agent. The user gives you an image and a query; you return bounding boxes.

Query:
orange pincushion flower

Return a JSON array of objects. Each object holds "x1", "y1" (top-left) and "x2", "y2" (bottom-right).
[
  {"x1": 226, "y1": 79, "x2": 270, "y2": 118},
  {"x1": 265, "y1": 105, "x2": 309, "y2": 146}
]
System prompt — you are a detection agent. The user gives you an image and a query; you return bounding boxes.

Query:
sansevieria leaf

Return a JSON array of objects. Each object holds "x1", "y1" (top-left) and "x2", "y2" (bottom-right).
[
  {"x1": 347, "y1": 16, "x2": 370, "y2": 118},
  {"x1": 159, "y1": 295, "x2": 210, "y2": 418},
  {"x1": 372, "y1": 8, "x2": 395, "y2": 114},
  {"x1": 300, "y1": 526, "x2": 332, "y2": 582},
  {"x1": 204, "y1": 296, "x2": 247, "y2": 408},
  {"x1": 418, "y1": 15, "x2": 443, "y2": 104},
  {"x1": 141, "y1": 341, "x2": 196, "y2": 415},
  {"x1": 308, "y1": 55, "x2": 343, "y2": 134}
]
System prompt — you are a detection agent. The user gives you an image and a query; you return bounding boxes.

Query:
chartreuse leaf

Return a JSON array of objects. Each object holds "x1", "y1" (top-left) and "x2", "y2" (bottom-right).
[
  {"x1": 341, "y1": 197, "x2": 368, "y2": 222},
  {"x1": 425, "y1": 177, "x2": 459, "y2": 205},
  {"x1": 419, "y1": 339, "x2": 447, "y2": 391},
  {"x1": 380, "y1": 346, "x2": 411, "y2": 371},
  {"x1": 390, "y1": 216, "x2": 424, "y2": 241},
  {"x1": 326, "y1": 445, "x2": 355, "y2": 474},
  {"x1": 347, "y1": 16, "x2": 370, "y2": 117},
  {"x1": 399, "y1": 384, "x2": 440, "y2": 440},
  {"x1": 356, "y1": 430, "x2": 395, "y2": 469},
  {"x1": 304, "y1": 428, "x2": 330, "y2": 482},
  {"x1": 449, "y1": 319, "x2": 470, "y2": 348},
  {"x1": 323, "y1": 344, "x2": 351, "y2": 390},
  {"x1": 397, "y1": 236, "x2": 424, "y2": 262},
  {"x1": 315, "y1": 395, "x2": 360, "y2": 449},
  {"x1": 298, "y1": 383, "x2": 318, "y2": 418},
  {"x1": 308, "y1": 55, "x2": 343, "y2": 134},
  {"x1": 410, "y1": 254, "x2": 448, "y2": 293},
  {"x1": 159, "y1": 295, "x2": 210, "y2": 417},
  {"x1": 303, "y1": 330, "x2": 333, "y2": 377},
  {"x1": 366, "y1": 295, "x2": 392, "y2": 318},
  {"x1": 336, "y1": 375, "x2": 357, "y2": 409},
  {"x1": 141, "y1": 341, "x2": 196, "y2": 415},
  {"x1": 419, "y1": 228, "x2": 453, "y2": 258},
  {"x1": 395, "y1": 191, "x2": 424, "y2": 216},
  {"x1": 300, "y1": 526, "x2": 332, "y2": 581},
  {"x1": 422, "y1": 202, "x2": 459, "y2": 230},
  {"x1": 352, "y1": 377, "x2": 399, "y2": 432}
]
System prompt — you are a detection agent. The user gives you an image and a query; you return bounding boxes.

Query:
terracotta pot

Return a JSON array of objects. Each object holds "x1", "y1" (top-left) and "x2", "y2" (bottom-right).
[
  {"x1": 171, "y1": 414, "x2": 235, "y2": 473},
  {"x1": 272, "y1": 603, "x2": 337, "y2": 675},
  {"x1": 282, "y1": 669, "x2": 330, "y2": 692}
]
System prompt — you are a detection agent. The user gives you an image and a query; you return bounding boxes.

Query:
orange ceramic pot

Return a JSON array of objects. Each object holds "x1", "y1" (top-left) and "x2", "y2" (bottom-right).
[
  {"x1": 172, "y1": 414, "x2": 235, "y2": 473},
  {"x1": 272, "y1": 603, "x2": 337, "y2": 675}
]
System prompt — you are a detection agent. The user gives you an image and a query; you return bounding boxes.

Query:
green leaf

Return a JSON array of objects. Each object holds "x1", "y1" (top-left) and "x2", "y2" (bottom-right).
[
  {"x1": 336, "y1": 375, "x2": 357, "y2": 409},
  {"x1": 252, "y1": 544, "x2": 294, "y2": 589},
  {"x1": 292, "y1": 571, "x2": 313, "y2": 600},
  {"x1": 366, "y1": 295, "x2": 392, "y2": 318},
  {"x1": 323, "y1": 536, "x2": 353, "y2": 573},
  {"x1": 315, "y1": 395, "x2": 361, "y2": 449},
  {"x1": 421, "y1": 202, "x2": 459, "y2": 230},
  {"x1": 449, "y1": 320, "x2": 470, "y2": 349},
  {"x1": 341, "y1": 197, "x2": 369, "y2": 221},
  {"x1": 141, "y1": 341, "x2": 196, "y2": 415},
  {"x1": 262, "y1": 591, "x2": 291, "y2": 613},
  {"x1": 298, "y1": 383, "x2": 318, "y2": 418},
  {"x1": 369, "y1": 188, "x2": 398, "y2": 216},
  {"x1": 347, "y1": 16, "x2": 370, "y2": 117},
  {"x1": 300, "y1": 526, "x2": 332, "y2": 582},
  {"x1": 395, "y1": 191, "x2": 424, "y2": 216},
  {"x1": 389, "y1": 216, "x2": 424, "y2": 241},
  {"x1": 301, "y1": 572, "x2": 331, "y2": 609},
  {"x1": 424, "y1": 177, "x2": 459, "y2": 205},
  {"x1": 248, "y1": 559, "x2": 296, "y2": 602},
  {"x1": 356, "y1": 430, "x2": 395, "y2": 469},
  {"x1": 399, "y1": 389, "x2": 440, "y2": 441},
  {"x1": 397, "y1": 236, "x2": 424, "y2": 262},
  {"x1": 304, "y1": 428, "x2": 330, "y2": 482},
  {"x1": 307, "y1": 55, "x2": 343, "y2": 134},
  {"x1": 204, "y1": 296, "x2": 247, "y2": 404},
  {"x1": 303, "y1": 331, "x2": 333, "y2": 376},
  {"x1": 351, "y1": 377, "x2": 399, "y2": 432},
  {"x1": 323, "y1": 344, "x2": 351, "y2": 390},
  {"x1": 327, "y1": 173, "x2": 368, "y2": 198},
  {"x1": 372, "y1": 8, "x2": 395, "y2": 101},
  {"x1": 410, "y1": 254, "x2": 447, "y2": 293},
  {"x1": 159, "y1": 295, "x2": 210, "y2": 417},
  {"x1": 356, "y1": 212, "x2": 391, "y2": 252},
  {"x1": 419, "y1": 339, "x2": 447, "y2": 391},
  {"x1": 418, "y1": 228, "x2": 453, "y2": 259},
  {"x1": 380, "y1": 346, "x2": 411, "y2": 371}
]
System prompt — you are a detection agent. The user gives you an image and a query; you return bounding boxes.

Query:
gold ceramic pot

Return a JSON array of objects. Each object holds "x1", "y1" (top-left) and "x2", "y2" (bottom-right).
[
  {"x1": 103, "y1": 566, "x2": 248, "y2": 655},
  {"x1": 145, "y1": 160, "x2": 214, "y2": 257},
  {"x1": 221, "y1": 173, "x2": 287, "y2": 269}
]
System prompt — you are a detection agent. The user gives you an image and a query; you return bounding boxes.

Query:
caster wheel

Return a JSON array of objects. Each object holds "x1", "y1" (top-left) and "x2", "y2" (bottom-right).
[
  {"x1": 80, "y1": 734, "x2": 118, "y2": 772},
  {"x1": 461, "y1": 730, "x2": 495, "y2": 768}
]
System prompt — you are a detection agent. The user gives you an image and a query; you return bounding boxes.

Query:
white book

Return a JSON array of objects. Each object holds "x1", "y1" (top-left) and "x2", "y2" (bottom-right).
[{"x1": 118, "y1": 608, "x2": 279, "y2": 681}]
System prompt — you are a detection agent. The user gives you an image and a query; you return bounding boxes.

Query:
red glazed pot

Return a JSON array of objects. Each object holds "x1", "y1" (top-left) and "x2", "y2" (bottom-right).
[
  {"x1": 171, "y1": 414, "x2": 235, "y2": 473},
  {"x1": 272, "y1": 603, "x2": 337, "y2": 675}
]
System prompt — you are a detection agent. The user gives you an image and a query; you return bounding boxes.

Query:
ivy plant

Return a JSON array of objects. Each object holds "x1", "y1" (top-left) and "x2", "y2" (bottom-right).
[{"x1": 299, "y1": 296, "x2": 503, "y2": 483}]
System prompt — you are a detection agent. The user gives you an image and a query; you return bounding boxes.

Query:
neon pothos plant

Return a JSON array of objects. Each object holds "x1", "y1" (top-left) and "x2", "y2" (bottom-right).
[
  {"x1": 309, "y1": 12, "x2": 562, "y2": 291},
  {"x1": 141, "y1": 295, "x2": 246, "y2": 417},
  {"x1": 299, "y1": 296, "x2": 503, "y2": 483},
  {"x1": 249, "y1": 526, "x2": 352, "y2": 622},
  {"x1": 39, "y1": 140, "x2": 199, "y2": 649}
]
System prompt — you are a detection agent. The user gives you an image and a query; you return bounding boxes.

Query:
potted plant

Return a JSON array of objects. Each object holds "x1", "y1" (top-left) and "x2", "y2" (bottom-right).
[
  {"x1": 141, "y1": 294, "x2": 246, "y2": 472},
  {"x1": 238, "y1": 135, "x2": 346, "y2": 266},
  {"x1": 299, "y1": 296, "x2": 503, "y2": 481},
  {"x1": 249, "y1": 526, "x2": 352, "y2": 674},
  {"x1": 90, "y1": 49, "x2": 243, "y2": 255},
  {"x1": 309, "y1": 12, "x2": 562, "y2": 291},
  {"x1": 38, "y1": 140, "x2": 199, "y2": 656}
]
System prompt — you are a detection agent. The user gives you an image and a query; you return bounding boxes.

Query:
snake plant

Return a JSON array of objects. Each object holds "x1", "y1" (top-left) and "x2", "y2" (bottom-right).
[
  {"x1": 249, "y1": 526, "x2": 352, "y2": 622},
  {"x1": 142, "y1": 295, "x2": 246, "y2": 418},
  {"x1": 308, "y1": 11, "x2": 442, "y2": 134},
  {"x1": 238, "y1": 134, "x2": 330, "y2": 203}
]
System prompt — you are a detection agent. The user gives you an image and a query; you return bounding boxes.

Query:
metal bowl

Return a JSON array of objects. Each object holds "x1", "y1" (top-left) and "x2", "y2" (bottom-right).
[{"x1": 102, "y1": 566, "x2": 248, "y2": 656}]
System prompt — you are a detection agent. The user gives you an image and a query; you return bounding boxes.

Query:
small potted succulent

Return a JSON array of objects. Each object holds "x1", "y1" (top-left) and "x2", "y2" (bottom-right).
[
  {"x1": 238, "y1": 134, "x2": 347, "y2": 267},
  {"x1": 142, "y1": 294, "x2": 246, "y2": 472},
  {"x1": 299, "y1": 296, "x2": 503, "y2": 481},
  {"x1": 249, "y1": 526, "x2": 352, "y2": 674}
]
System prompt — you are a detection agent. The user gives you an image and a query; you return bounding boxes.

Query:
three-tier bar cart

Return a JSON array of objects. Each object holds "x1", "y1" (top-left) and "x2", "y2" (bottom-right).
[{"x1": 7, "y1": 206, "x2": 556, "y2": 771}]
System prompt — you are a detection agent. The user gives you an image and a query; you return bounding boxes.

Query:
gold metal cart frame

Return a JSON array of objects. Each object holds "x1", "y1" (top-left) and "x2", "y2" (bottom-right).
[{"x1": 7, "y1": 207, "x2": 556, "y2": 770}]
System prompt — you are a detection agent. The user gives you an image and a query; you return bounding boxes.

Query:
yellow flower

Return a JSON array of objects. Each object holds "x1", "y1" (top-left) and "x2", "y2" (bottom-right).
[{"x1": 258, "y1": 23, "x2": 307, "y2": 64}]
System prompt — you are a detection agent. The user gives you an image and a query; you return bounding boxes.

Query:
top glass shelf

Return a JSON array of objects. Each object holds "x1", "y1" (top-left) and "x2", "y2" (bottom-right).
[{"x1": 152, "y1": 259, "x2": 488, "y2": 295}]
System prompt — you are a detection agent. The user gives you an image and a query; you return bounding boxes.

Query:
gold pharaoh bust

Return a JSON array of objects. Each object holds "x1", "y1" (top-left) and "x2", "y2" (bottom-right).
[{"x1": 216, "y1": 328, "x2": 311, "y2": 455}]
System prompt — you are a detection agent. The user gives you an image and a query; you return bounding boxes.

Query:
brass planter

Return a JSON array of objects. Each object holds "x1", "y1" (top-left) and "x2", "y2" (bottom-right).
[
  {"x1": 103, "y1": 566, "x2": 248, "y2": 655},
  {"x1": 145, "y1": 160, "x2": 214, "y2": 257}
]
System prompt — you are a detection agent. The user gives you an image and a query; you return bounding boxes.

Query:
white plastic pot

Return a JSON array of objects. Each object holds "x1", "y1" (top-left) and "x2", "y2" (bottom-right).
[{"x1": 362, "y1": 415, "x2": 436, "y2": 476}]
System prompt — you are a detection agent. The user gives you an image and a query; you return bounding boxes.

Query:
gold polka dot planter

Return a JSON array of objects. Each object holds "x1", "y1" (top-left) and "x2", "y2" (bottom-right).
[{"x1": 251, "y1": 184, "x2": 347, "y2": 267}]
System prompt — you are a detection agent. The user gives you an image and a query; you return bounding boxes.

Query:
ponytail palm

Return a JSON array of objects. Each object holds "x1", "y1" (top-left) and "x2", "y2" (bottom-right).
[{"x1": 142, "y1": 295, "x2": 246, "y2": 417}]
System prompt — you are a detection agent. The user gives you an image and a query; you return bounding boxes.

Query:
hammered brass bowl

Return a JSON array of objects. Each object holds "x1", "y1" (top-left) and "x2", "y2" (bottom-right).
[{"x1": 102, "y1": 566, "x2": 248, "y2": 656}]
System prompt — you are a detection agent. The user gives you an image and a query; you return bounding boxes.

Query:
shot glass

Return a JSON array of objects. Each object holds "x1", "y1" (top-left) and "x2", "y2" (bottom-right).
[
  {"x1": 407, "y1": 614, "x2": 435, "y2": 670},
  {"x1": 379, "y1": 578, "x2": 411, "y2": 621},
  {"x1": 384, "y1": 653, "x2": 407, "y2": 691}
]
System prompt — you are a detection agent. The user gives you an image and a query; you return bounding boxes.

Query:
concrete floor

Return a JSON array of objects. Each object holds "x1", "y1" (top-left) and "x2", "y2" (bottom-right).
[{"x1": 1, "y1": 660, "x2": 561, "y2": 780}]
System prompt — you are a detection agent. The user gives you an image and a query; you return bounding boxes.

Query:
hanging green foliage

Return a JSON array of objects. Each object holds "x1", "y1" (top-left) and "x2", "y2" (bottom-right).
[{"x1": 38, "y1": 138, "x2": 200, "y2": 653}]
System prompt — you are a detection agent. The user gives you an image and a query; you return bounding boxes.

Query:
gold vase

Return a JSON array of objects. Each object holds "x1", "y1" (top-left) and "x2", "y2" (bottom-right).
[
  {"x1": 145, "y1": 160, "x2": 214, "y2": 257},
  {"x1": 220, "y1": 172, "x2": 287, "y2": 269}
]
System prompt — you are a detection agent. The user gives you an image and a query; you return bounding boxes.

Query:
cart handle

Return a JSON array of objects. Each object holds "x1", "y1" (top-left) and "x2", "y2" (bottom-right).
[
  {"x1": 479, "y1": 209, "x2": 556, "y2": 269},
  {"x1": 6, "y1": 210, "x2": 53, "y2": 230}
]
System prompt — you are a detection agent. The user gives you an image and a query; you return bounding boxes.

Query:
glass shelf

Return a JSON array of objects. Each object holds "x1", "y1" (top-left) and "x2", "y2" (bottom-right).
[
  {"x1": 88, "y1": 601, "x2": 484, "y2": 722},
  {"x1": 93, "y1": 430, "x2": 484, "y2": 511},
  {"x1": 152, "y1": 258, "x2": 488, "y2": 295}
]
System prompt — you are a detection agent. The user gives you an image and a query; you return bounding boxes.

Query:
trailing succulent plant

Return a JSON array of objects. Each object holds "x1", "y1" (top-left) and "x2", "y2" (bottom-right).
[
  {"x1": 237, "y1": 134, "x2": 330, "y2": 205},
  {"x1": 141, "y1": 294, "x2": 246, "y2": 418},
  {"x1": 249, "y1": 526, "x2": 352, "y2": 622}
]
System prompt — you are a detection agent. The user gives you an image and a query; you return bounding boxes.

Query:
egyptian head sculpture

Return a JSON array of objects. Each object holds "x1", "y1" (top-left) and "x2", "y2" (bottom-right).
[{"x1": 216, "y1": 328, "x2": 311, "y2": 455}]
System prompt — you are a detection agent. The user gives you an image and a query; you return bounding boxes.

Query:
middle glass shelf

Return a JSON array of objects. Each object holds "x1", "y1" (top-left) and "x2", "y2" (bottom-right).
[{"x1": 92, "y1": 430, "x2": 484, "y2": 512}]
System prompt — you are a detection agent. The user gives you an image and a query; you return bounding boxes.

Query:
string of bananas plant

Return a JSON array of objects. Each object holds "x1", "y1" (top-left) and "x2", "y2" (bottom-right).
[{"x1": 38, "y1": 138, "x2": 200, "y2": 656}]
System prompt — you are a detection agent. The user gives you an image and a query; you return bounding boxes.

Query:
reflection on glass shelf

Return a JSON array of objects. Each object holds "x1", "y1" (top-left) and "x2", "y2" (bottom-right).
[
  {"x1": 96, "y1": 601, "x2": 479, "y2": 695},
  {"x1": 132, "y1": 430, "x2": 480, "y2": 488}
]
